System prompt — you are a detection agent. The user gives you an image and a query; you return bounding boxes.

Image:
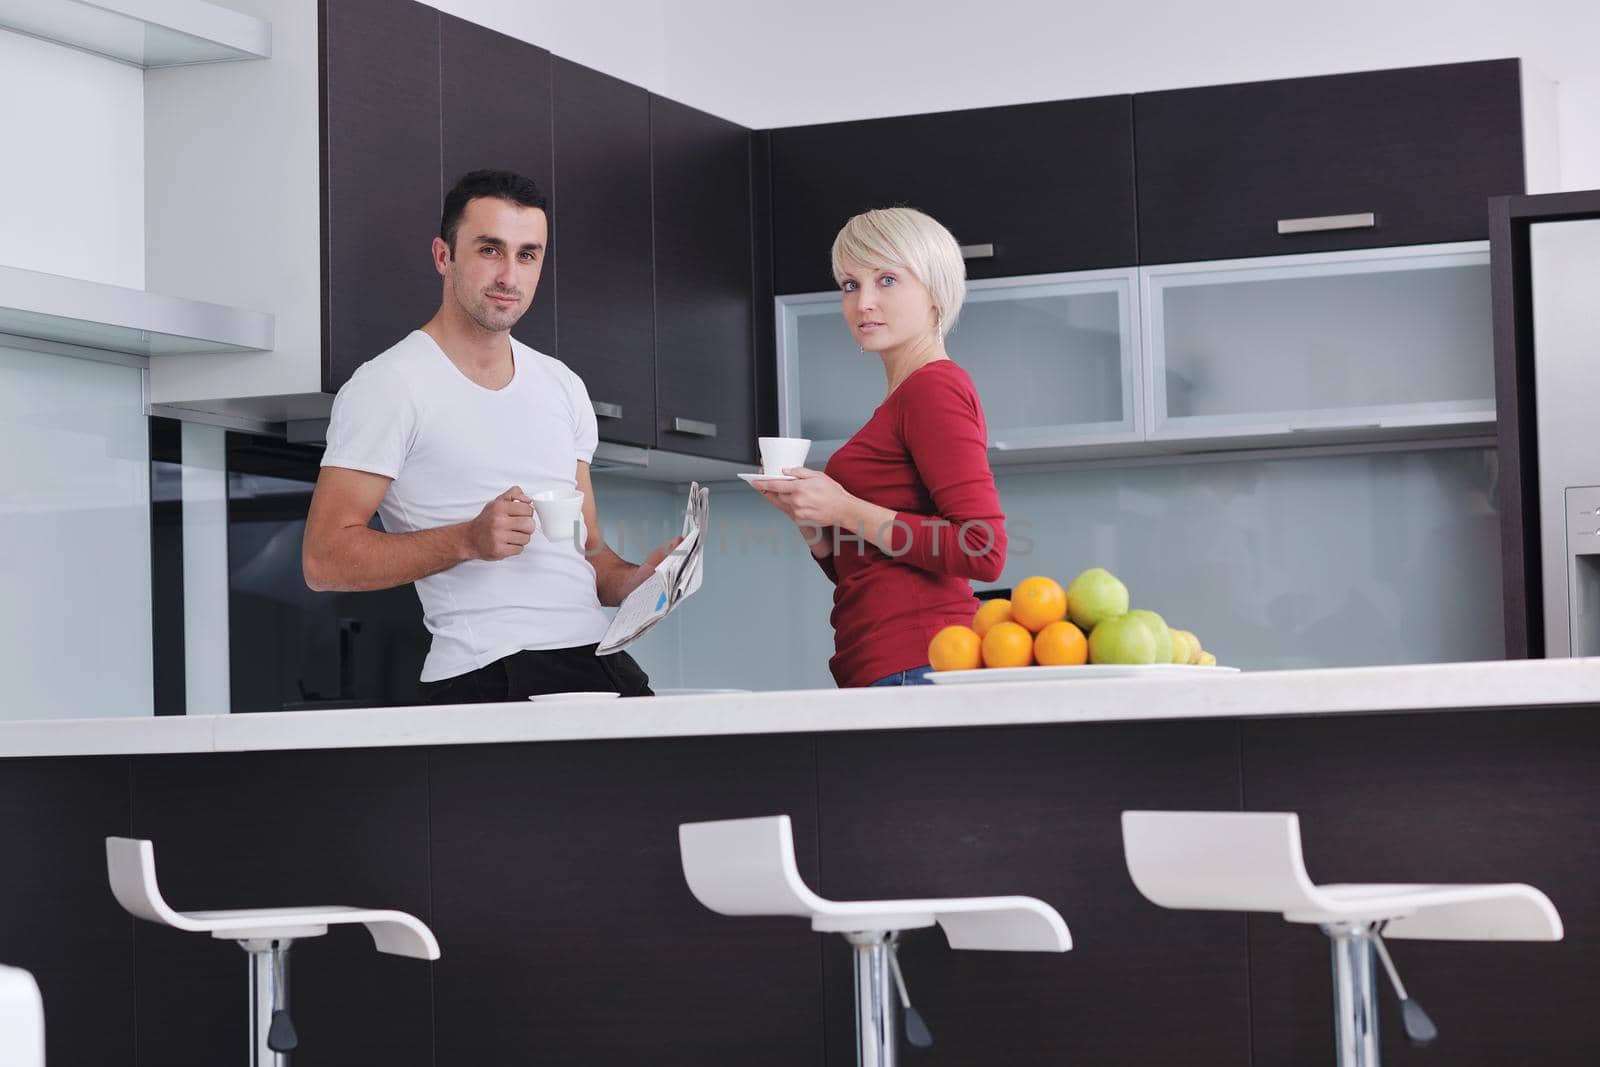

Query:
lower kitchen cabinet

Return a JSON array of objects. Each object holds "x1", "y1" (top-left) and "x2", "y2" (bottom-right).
[
  {"x1": 0, "y1": 758, "x2": 133, "y2": 1066},
  {"x1": 1242, "y1": 710, "x2": 1600, "y2": 1067},
  {"x1": 815, "y1": 721, "x2": 1248, "y2": 1066},
  {"x1": 3, "y1": 705, "x2": 1599, "y2": 1064},
  {"x1": 428, "y1": 736, "x2": 823, "y2": 1065},
  {"x1": 129, "y1": 749, "x2": 433, "y2": 1066}
]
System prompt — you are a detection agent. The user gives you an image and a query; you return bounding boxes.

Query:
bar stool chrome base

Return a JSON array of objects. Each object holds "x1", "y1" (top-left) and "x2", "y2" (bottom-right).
[
  {"x1": 1323, "y1": 921, "x2": 1381, "y2": 1067},
  {"x1": 236, "y1": 934, "x2": 316, "y2": 1067},
  {"x1": 844, "y1": 931, "x2": 897, "y2": 1067}
]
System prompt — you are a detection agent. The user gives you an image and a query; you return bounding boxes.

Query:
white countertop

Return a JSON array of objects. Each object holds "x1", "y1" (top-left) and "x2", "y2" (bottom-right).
[{"x1": 1, "y1": 658, "x2": 1596, "y2": 759}]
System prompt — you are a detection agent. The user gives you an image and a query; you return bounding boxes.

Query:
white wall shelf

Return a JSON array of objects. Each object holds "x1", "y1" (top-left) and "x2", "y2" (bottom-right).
[
  {"x1": 0, "y1": 0, "x2": 269, "y2": 68},
  {"x1": 0, "y1": 264, "x2": 273, "y2": 358}
]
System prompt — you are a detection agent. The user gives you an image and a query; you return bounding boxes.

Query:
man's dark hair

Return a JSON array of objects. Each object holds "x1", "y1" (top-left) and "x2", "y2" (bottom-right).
[{"x1": 439, "y1": 169, "x2": 549, "y2": 255}]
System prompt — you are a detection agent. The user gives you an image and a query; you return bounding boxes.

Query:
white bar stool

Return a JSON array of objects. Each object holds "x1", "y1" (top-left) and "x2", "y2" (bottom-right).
[
  {"x1": 679, "y1": 814, "x2": 1071, "y2": 1067},
  {"x1": 0, "y1": 964, "x2": 44, "y2": 1067},
  {"x1": 106, "y1": 837, "x2": 439, "y2": 1066},
  {"x1": 1121, "y1": 811, "x2": 1563, "y2": 1067}
]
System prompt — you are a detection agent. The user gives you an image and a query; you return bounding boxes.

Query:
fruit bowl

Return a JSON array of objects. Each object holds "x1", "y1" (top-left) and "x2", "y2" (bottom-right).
[
  {"x1": 930, "y1": 569, "x2": 1224, "y2": 674},
  {"x1": 928, "y1": 664, "x2": 1239, "y2": 684}
]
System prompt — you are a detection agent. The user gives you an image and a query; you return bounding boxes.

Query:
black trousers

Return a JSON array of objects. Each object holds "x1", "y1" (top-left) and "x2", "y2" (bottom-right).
[{"x1": 417, "y1": 644, "x2": 653, "y2": 704}]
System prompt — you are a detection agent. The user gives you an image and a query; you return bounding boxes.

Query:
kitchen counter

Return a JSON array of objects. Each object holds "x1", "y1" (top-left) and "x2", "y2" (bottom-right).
[
  {"x1": 2, "y1": 656, "x2": 1596, "y2": 758},
  {"x1": 7, "y1": 655, "x2": 1600, "y2": 1065}
]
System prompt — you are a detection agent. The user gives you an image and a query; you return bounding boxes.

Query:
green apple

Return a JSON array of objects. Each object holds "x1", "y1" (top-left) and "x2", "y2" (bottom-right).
[
  {"x1": 1066, "y1": 568, "x2": 1130, "y2": 631},
  {"x1": 1088, "y1": 613, "x2": 1159, "y2": 665},
  {"x1": 1125, "y1": 609, "x2": 1173, "y2": 664}
]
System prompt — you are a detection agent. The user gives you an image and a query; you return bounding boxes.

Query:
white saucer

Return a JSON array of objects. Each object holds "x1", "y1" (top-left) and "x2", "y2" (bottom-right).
[
  {"x1": 526, "y1": 691, "x2": 622, "y2": 702},
  {"x1": 737, "y1": 472, "x2": 796, "y2": 484}
]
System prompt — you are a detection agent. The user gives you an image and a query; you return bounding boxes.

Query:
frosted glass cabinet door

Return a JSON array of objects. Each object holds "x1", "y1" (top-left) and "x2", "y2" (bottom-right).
[
  {"x1": 1143, "y1": 242, "x2": 1494, "y2": 439},
  {"x1": 777, "y1": 269, "x2": 1140, "y2": 463}
]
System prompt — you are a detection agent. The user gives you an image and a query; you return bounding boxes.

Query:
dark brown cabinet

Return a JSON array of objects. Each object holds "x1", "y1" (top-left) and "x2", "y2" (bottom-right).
[
  {"x1": 769, "y1": 96, "x2": 1138, "y2": 294},
  {"x1": 552, "y1": 58, "x2": 658, "y2": 449},
  {"x1": 441, "y1": 14, "x2": 556, "y2": 356},
  {"x1": 1135, "y1": 59, "x2": 1527, "y2": 264},
  {"x1": 320, "y1": 17, "x2": 767, "y2": 456},
  {"x1": 319, "y1": 0, "x2": 442, "y2": 392},
  {"x1": 652, "y1": 96, "x2": 757, "y2": 464}
]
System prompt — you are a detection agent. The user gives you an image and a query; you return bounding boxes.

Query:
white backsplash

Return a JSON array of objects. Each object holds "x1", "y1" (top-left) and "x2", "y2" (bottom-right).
[
  {"x1": 0, "y1": 345, "x2": 152, "y2": 718},
  {"x1": 596, "y1": 442, "x2": 1505, "y2": 692}
]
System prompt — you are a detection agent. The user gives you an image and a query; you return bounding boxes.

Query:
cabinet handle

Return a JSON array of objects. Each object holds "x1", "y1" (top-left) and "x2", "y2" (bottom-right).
[
  {"x1": 1276, "y1": 212, "x2": 1377, "y2": 235},
  {"x1": 959, "y1": 243, "x2": 996, "y2": 260},
  {"x1": 592, "y1": 401, "x2": 624, "y2": 420},
  {"x1": 670, "y1": 417, "x2": 718, "y2": 438}
]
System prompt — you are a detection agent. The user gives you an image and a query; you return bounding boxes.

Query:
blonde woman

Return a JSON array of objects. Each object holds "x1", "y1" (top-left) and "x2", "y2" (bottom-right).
[{"x1": 758, "y1": 207, "x2": 1005, "y2": 687}]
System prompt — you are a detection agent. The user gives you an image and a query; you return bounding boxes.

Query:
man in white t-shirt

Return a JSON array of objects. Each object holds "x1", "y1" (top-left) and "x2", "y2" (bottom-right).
[{"x1": 302, "y1": 170, "x2": 678, "y2": 702}]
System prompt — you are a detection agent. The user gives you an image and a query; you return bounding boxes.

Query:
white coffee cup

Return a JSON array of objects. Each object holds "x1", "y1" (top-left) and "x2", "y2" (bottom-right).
[
  {"x1": 758, "y1": 436, "x2": 811, "y2": 476},
  {"x1": 530, "y1": 488, "x2": 585, "y2": 546}
]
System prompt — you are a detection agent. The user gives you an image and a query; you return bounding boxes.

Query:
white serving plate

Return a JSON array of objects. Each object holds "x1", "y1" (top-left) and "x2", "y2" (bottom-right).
[
  {"x1": 928, "y1": 664, "x2": 1239, "y2": 684},
  {"x1": 527, "y1": 691, "x2": 622, "y2": 702}
]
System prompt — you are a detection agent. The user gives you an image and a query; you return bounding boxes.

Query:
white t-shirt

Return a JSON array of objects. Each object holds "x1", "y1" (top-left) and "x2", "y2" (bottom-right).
[{"x1": 321, "y1": 330, "x2": 610, "y2": 682}]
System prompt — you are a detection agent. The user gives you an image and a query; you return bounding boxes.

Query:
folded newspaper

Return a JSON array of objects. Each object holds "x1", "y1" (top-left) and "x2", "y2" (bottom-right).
[{"x1": 596, "y1": 481, "x2": 710, "y2": 655}]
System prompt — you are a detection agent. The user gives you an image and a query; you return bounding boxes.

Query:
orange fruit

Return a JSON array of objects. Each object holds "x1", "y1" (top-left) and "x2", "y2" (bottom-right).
[
  {"x1": 927, "y1": 625, "x2": 982, "y2": 672},
  {"x1": 981, "y1": 620, "x2": 1035, "y2": 668},
  {"x1": 1009, "y1": 576, "x2": 1068, "y2": 633},
  {"x1": 972, "y1": 598, "x2": 1013, "y2": 637},
  {"x1": 1034, "y1": 620, "x2": 1088, "y2": 666}
]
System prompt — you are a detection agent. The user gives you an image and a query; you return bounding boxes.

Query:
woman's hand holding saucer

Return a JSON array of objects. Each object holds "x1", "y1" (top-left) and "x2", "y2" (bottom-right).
[{"x1": 757, "y1": 467, "x2": 856, "y2": 526}]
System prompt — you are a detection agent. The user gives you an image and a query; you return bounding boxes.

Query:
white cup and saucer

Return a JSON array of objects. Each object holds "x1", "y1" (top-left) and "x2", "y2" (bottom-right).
[
  {"x1": 738, "y1": 436, "x2": 811, "y2": 487},
  {"x1": 529, "y1": 487, "x2": 586, "y2": 547}
]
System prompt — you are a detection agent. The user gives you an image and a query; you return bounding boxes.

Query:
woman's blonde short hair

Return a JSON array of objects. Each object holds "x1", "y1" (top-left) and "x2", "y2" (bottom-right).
[{"x1": 831, "y1": 207, "x2": 966, "y2": 336}]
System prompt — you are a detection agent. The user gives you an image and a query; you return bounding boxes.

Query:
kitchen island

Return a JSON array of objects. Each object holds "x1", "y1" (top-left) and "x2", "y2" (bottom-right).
[{"x1": 3, "y1": 658, "x2": 1598, "y2": 1065}]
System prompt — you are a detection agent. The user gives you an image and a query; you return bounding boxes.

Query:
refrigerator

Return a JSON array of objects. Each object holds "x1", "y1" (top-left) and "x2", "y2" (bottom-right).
[{"x1": 1490, "y1": 190, "x2": 1600, "y2": 658}]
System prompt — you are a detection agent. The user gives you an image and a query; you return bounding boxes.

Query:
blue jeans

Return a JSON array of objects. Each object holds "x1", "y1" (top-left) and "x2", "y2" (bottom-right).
[{"x1": 867, "y1": 665, "x2": 936, "y2": 687}]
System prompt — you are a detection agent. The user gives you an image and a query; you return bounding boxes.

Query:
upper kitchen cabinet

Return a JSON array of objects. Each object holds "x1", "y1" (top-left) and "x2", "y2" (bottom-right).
[
  {"x1": 1142, "y1": 242, "x2": 1495, "y2": 444},
  {"x1": 779, "y1": 267, "x2": 1142, "y2": 467},
  {"x1": 441, "y1": 14, "x2": 556, "y2": 357},
  {"x1": 552, "y1": 58, "x2": 656, "y2": 449},
  {"x1": 321, "y1": 0, "x2": 441, "y2": 392},
  {"x1": 651, "y1": 96, "x2": 756, "y2": 465},
  {"x1": 1134, "y1": 60, "x2": 1528, "y2": 264},
  {"x1": 769, "y1": 96, "x2": 1137, "y2": 294}
]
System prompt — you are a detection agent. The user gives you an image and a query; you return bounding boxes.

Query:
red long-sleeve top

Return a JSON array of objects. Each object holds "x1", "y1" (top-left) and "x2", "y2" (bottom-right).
[{"x1": 817, "y1": 360, "x2": 1006, "y2": 687}]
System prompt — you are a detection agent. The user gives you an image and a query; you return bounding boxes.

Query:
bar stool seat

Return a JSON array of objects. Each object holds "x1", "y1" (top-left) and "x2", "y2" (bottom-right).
[
  {"x1": 1121, "y1": 811, "x2": 1561, "y2": 1067},
  {"x1": 0, "y1": 964, "x2": 44, "y2": 1067},
  {"x1": 680, "y1": 814, "x2": 1069, "y2": 1066},
  {"x1": 107, "y1": 837, "x2": 438, "y2": 1065}
]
